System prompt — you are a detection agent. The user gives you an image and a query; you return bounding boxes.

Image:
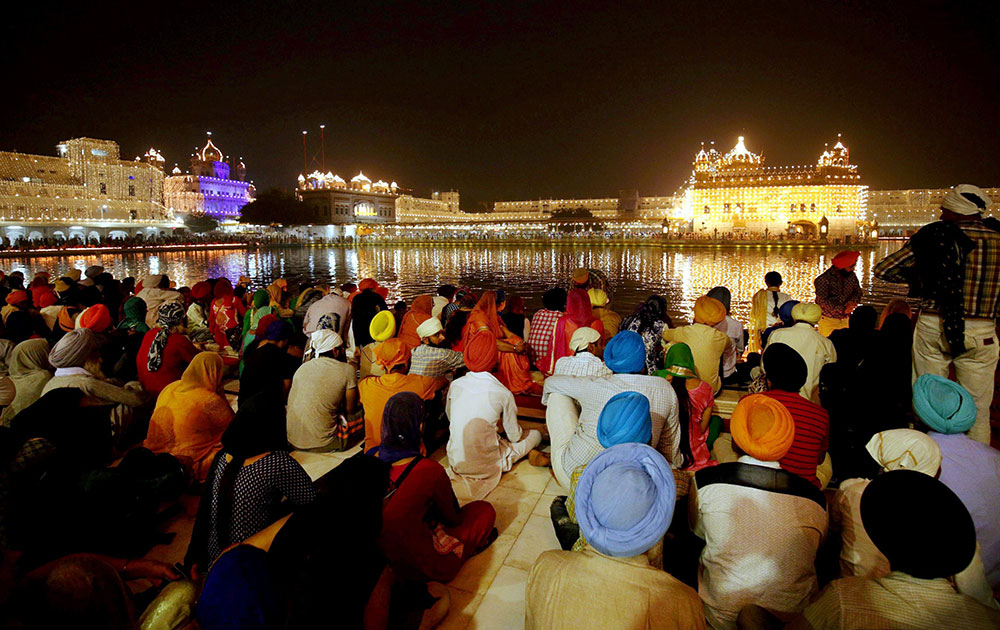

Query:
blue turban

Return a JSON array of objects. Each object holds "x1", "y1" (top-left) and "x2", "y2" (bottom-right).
[
  {"x1": 603, "y1": 330, "x2": 646, "y2": 374},
  {"x1": 264, "y1": 319, "x2": 292, "y2": 341},
  {"x1": 913, "y1": 374, "x2": 976, "y2": 434},
  {"x1": 575, "y1": 443, "x2": 675, "y2": 558},
  {"x1": 597, "y1": 391, "x2": 652, "y2": 447},
  {"x1": 778, "y1": 300, "x2": 799, "y2": 326}
]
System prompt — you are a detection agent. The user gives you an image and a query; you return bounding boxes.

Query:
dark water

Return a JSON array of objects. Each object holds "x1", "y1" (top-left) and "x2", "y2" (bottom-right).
[{"x1": 1, "y1": 242, "x2": 909, "y2": 324}]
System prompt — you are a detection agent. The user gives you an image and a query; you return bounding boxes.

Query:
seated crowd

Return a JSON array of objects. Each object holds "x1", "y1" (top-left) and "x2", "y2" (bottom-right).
[{"x1": 0, "y1": 223, "x2": 998, "y2": 629}]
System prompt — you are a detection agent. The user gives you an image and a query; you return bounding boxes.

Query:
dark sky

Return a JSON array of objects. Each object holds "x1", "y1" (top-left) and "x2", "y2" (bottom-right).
[{"x1": 3, "y1": 1, "x2": 998, "y2": 208}]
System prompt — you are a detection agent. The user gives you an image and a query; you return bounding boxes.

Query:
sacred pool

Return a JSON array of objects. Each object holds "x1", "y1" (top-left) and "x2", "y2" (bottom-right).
[{"x1": 0, "y1": 242, "x2": 907, "y2": 324}]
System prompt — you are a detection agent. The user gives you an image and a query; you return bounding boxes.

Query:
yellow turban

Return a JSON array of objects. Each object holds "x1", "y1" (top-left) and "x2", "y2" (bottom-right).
[
  {"x1": 587, "y1": 288, "x2": 609, "y2": 307},
  {"x1": 730, "y1": 394, "x2": 795, "y2": 461},
  {"x1": 791, "y1": 302, "x2": 822, "y2": 325},
  {"x1": 693, "y1": 296, "x2": 726, "y2": 326},
  {"x1": 369, "y1": 310, "x2": 396, "y2": 342}
]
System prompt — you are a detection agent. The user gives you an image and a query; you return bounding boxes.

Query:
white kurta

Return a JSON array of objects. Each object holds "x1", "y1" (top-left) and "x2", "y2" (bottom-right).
[{"x1": 446, "y1": 371, "x2": 539, "y2": 500}]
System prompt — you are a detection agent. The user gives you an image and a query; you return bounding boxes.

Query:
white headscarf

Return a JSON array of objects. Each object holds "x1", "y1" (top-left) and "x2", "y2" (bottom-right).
[
  {"x1": 865, "y1": 429, "x2": 942, "y2": 477},
  {"x1": 309, "y1": 329, "x2": 343, "y2": 358},
  {"x1": 942, "y1": 184, "x2": 991, "y2": 216}
]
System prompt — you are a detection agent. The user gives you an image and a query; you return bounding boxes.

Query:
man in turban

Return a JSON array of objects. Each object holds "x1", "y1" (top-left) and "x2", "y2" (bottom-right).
[
  {"x1": 409, "y1": 317, "x2": 465, "y2": 379},
  {"x1": 661, "y1": 296, "x2": 734, "y2": 395},
  {"x1": 286, "y1": 329, "x2": 362, "y2": 453},
  {"x1": 874, "y1": 184, "x2": 1000, "y2": 445},
  {"x1": 526, "y1": 443, "x2": 705, "y2": 630},
  {"x1": 813, "y1": 249, "x2": 863, "y2": 337},
  {"x1": 913, "y1": 374, "x2": 1000, "y2": 588},
  {"x1": 553, "y1": 326, "x2": 610, "y2": 377},
  {"x1": 443, "y1": 331, "x2": 542, "y2": 499},
  {"x1": 791, "y1": 470, "x2": 1000, "y2": 629},
  {"x1": 1, "y1": 289, "x2": 31, "y2": 325},
  {"x1": 543, "y1": 330, "x2": 681, "y2": 487},
  {"x1": 185, "y1": 281, "x2": 215, "y2": 342},
  {"x1": 766, "y1": 302, "x2": 837, "y2": 404},
  {"x1": 690, "y1": 394, "x2": 828, "y2": 629},
  {"x1": 761, "y1": 343, "x2": 830, "y2": 489},
  {"x1": 358, "y1": 338, "x2": 447, "y2": 454},
  {"x1": 707, "y1": 286, "x2": 747, "y2": 385}
]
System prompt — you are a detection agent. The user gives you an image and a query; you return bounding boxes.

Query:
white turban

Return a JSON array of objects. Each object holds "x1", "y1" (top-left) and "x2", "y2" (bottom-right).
[
  {"x1": 942, "y1": 184, "x2": 991, "y2": 216},
  {"x1": 416, "y1": 317, "x2": 444, "y2": 339},
  {"x1": 309, "y1": 329, "x2": 343, "y2": 356},
  {"x1": 569, "y1": 326, "x2": 601, "y2": 352},
  {"x1": 865, "y1": 429, "x2": 942, "y2": 477}
]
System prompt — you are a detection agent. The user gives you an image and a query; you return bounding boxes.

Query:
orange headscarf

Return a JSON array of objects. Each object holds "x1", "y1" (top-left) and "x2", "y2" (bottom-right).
[
  {"x1": 464, "y1": 330, "x2": 499, "y2": 373},
  {"x1": 375, "y1": 338, "x2": 411, "y2": 371},
  {"x1": 463, "y1": 291, "x2": 503, "y2": 349},
  {"x1": 398, "y1": 295, "x2": 435, "y2": 349},
  {"x1": 77, "y1": 304, "x2": 113, "y2": 332}
]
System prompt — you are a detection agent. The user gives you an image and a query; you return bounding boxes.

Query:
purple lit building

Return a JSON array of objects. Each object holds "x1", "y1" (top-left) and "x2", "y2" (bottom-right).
[{"x1": 163, "y1": 134, "x2": 255, "y2": 221}]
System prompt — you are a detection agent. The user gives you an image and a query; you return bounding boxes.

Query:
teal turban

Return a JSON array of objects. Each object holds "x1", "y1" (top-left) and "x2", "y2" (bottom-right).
[
  {"x1": 576, "y1": 443, "x2": 675, "y2": 558},
  {"x1": 603, "y1": 330, "x2": 646, "y2": 374},
  {"x1": 913, "y1": 374, "x2": 976, "y2": 434},
  {"x1": 597, "y1": 391, "x2": 652, "y2": 447}
]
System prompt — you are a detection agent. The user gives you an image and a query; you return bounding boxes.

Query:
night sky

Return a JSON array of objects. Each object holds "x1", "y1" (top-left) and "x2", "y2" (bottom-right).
[{"x1": 3, "y1": 1, "x2": 998, "y2": 208}]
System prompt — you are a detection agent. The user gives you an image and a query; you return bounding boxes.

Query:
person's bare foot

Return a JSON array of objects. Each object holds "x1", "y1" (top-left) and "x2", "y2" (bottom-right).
[{"x1": 529, "y1": 449, "x2": 551, "y2": 467}]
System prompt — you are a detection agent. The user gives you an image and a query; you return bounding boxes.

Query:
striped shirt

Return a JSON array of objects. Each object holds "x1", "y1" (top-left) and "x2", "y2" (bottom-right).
[
  {"x1": 802, "y1": 572, "x2": 1000, "y2": 630},
  {"x1": 409, "y1": 344, "x2": 465, "y2": 378},
  {"x1": 874, "y1": 220, "x2": 1000, "y2": 320},
  {"x1": 765, "y1": 389, "x2": 829, "y2": 488},
  {"x1": 528, "y1": 308, "x2": 562, "y2": 372}
]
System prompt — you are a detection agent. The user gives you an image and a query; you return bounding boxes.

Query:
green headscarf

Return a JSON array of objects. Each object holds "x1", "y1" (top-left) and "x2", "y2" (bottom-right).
[
  {"x1": 252, "y1": 289, "x2": 269, "y2": 309},
  {"x1": 117, "y1": 297, "x2": 150, "y2": 333},
  {"x1": 662, "y1": 343, "x2": 697, "y2": 379}
]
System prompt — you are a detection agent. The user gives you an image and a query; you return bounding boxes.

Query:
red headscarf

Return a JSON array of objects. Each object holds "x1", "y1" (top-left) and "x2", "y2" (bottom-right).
[
  {"x1": 397, "y1": 295, "x2": 435, "y2": 349},
  {"x1": 464, "y1": 330, "x2": 499, "y2": 373},
  {"x1": 551, "y1": 289, "x2": 604, "y2": 369},
  {"x1": 255, "y1": 314, "x2": 280, "y2": 336},
  {"x1": 213, "y1": 278, "x2": 234, "y2": 299},
  {"x1": 191, "y1": 281, "x2": 212, "y2": 300}
]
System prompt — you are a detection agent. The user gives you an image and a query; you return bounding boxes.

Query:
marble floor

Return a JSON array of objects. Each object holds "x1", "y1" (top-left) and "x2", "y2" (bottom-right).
[{"x1": 145, "y1": 438, "x2": 567, "y2": 630}]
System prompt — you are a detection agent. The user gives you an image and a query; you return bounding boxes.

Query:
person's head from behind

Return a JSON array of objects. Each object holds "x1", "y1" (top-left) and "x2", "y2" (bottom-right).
[
  {"x1": 764, "y1": 271, "x2": 782, "y2": 288},
  {"x1": 938, "y1": 184, "x2": 990, "y2": 222},
  {"x1": 729, "y1": 394, "x2": 794, "y2": 462},
  {"x1": 263, "y1": 319, "x2": 292, "y2": 349},
  {"x1": 632, "y1": 295, "x2": 669, "y2": 330},
  {"x1": 865, "y1": 429, "x2": 941, "y2": 478},
  {"x1": 761, "y1": 343, "x2": 808, "y2": 393},
  {"x1": 376, "y1": 338, "x2": 411, "y2": 374},
  {"x1": 912, "y1": 374, "x2": 976, "y2": 437},
  {"x1": 310, "y1": 329, "x2": 344, "y2": 361},
  {"x1": 569, "y1": 327, "x2": 601, "y2": 357},
  {"x1": 341, "y1": 282, "x2": 358, "y2": 295},
  {"x1": 596, "y1": 391, "x2": 652, "y2": 448},
  {"x1": 542, "y1": 287, "x2": 568, "y2": 312},
  {"x1": 848, "y1": 304, "x2": 878, "y2": 333},
  {"x1": 287, "y1": 332, "x2": 308, "y2": 359},
  {"x1": 463, "y1": 331, "x2": 498, "y2": 373},
  {"x1": 48, "y1": 328, "x2": 101, "y2": 377},
  {"x1": 378, "y1": 392, "x2": 425, "y2": 462},
  {"x1": 458, "y1": 291, "x2": 479, "y2": 310},
  {"x1": 576, "y1": 443, "x2": 675, "y2": 564},
  {"x1": 861, "y1": 470, "x2": 975, "y2": 579},
  {"x1": 437, "y1": 285, "x2": 457, "y2": 301},
  {"x1": 602, "y1": 330, "x2": 646, "y2": 374},
  {"x1": 393, "y1": 300, "x2": 407, "y2": 314}
]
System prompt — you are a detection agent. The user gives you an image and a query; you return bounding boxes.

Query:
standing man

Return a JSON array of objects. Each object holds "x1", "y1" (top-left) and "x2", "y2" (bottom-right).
[
  {"x1": 874, "y1": 185, "x2": 1000, "y2": 444},
  {"x1": 814, "y1": 250, "x2": 863, "y2": 336}
]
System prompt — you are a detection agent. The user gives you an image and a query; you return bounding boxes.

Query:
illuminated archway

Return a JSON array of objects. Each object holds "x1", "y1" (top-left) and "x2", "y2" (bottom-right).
[{"x1": 788, "y1": 220, "x2": 818, "y2": 237}]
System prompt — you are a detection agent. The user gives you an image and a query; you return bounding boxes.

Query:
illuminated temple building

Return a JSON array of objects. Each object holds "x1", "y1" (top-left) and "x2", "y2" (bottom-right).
[
  {"x1": 164, "y1": 134, "x2": 255, "y2": 222},
  {"x1": 684, "y1": 136, "x2": 868, "y2": 240},
  {"x1": 0, "y1": 137, "x2": 174, "y2": 243}
]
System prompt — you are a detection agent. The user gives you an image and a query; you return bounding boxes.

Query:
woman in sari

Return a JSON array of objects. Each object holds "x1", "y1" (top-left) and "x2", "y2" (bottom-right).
[
  {"x1": 1, "y1": 338, "x2": 52, "y2": 424},
  {"x1": 209, "y1": 278, "x2": 246, "y2": 350},
  {"x1": 549, "y1": 289, "x2": 605, "y2": 371},
  {"x1": 377, "y1": 392, "x2": 497, "y2": 583},
  {"x1": 240, "y1": 290, "x2": 276, "y2": 350},
  {"x1": 145, "y1": 352, "x2": 235, "y2": 482},
  {"x1": 397, "y1": 295, "x2": 435, "y2": 350},
  {"x1": 462, "y1": 291, "x2": 538, "y2": 394}
]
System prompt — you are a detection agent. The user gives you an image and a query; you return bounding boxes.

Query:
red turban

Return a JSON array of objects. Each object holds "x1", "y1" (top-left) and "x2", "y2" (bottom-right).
[
  {"x1": 5, "y1": 290, "x2": 29, "y2": 306},
  {"x1": 832, "y1": 250, "x2": 860, "y2": 270},
  {"x1": 255, "y1": 314, "x2": 279, "y2": 336},
  {"x1": 77, "y1": 304, "x2": 113, "y2": 332},
  {"x1": 375, "y1": 338, "x2": 411, "y2": 371},
  {"x1": 464, "y1": 331, "x2": 499, "y2": 373},
  {"x1": 359, "y1": 278, "x2": 378, "y2": 291},
  {"x1": 191, "y1": 281, "x2": 212, "y2": 300},
  {"x1": 37, "y1": 290, "x2": 58, "y2": 308}
]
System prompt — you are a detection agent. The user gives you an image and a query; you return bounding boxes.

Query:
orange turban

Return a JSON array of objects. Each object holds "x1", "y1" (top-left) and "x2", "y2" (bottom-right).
[
  {"x1": 693, "y1": 296, "x2": 726, "y2": 326},
  {"x1": 730, "y1": 394, "x2": 795, "y2": 461},
  {"x1": 832, "y1": 250, "x2": 860, "y2": 270},
  {"x1": 375, "y1": 338, "x2": 411, "y2": 371},
  {"x1": 359, "y1": 278, "x2": 378, "y2": 291},
  {"x1": 464, "y1": 330, "x2": 499, "y2": 373},
  {"x1": 77, "y1": 304, "x2": 113, "y2": 332},
  {"x1": 572, "y1": 268, "x2": 590, "y2": 284},
  {"x1": 37, "y1": 290, "x2": 58, "y2": 308},
  {"x1": 5, "y1": 290, "x2": 29, "y2": 307}
]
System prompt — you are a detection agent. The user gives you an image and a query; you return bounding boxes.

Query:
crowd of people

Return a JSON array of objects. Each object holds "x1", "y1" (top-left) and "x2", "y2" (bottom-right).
[{"x1": 0, "y1": 184, "x2": 998, "y2": 629}]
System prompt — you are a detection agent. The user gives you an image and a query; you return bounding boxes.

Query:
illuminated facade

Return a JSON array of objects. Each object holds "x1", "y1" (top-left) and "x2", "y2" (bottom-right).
[
  {"x1": 297, "y1": 169, "x2": 398, "y2": 225},
  {"x1": 164, "y1": 134, "x2": 255, "y2": 221},
  {"x1": 868, "y1": 187, "x2": 1000, "y2": 236},
  {"x1": 491, "y1": 193, "x2": 683, "y2": 222},
  {"x1": 0, "y1": 137, "x2": 176, "y2": 241},
  {"x1": 395, "y1": 190, "x2": 466, "y2": 223},
  {"x1": 684, "y1": 136, "x2": 867, "y2": 239}
]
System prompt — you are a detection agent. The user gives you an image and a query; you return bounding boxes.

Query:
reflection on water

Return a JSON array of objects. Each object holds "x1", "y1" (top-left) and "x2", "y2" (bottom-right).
[{"x1": 0, "y1": 242, "x2": 908, "y2": 324}]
